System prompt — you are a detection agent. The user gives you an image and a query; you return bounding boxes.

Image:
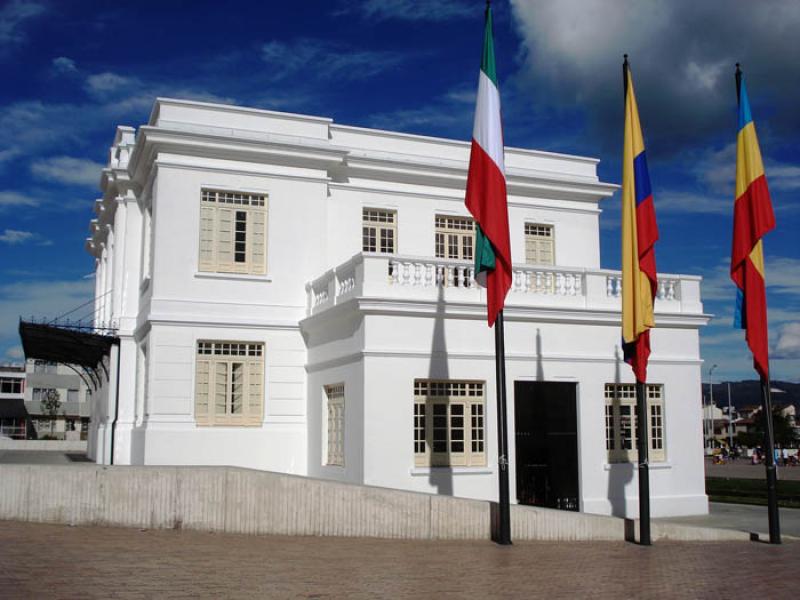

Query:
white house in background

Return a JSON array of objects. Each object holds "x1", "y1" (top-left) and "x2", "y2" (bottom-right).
[
  {"x1": 24, "y1": 359, "x2": 91, "y2": 440},
  {"x1": 84, "y1": 98, "x2": 710, "y2": 518}
]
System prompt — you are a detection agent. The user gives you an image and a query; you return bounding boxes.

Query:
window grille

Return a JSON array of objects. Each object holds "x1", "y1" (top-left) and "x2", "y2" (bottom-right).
[
  {"x1": 325, "y1": 384, "x2": 345, "y2": 466},
  {"x1": 414, "y1": 379, "x2": 485, "y2": 467},
  {"x1": 604, "y1": 384, "x2": 665, "y2": 462},
  {"x1": 199, "y1": 189, "x2": 267, "y2": 275},
  {"x1": 195, "y1": 341, "x2": 264, "y2": 426}
]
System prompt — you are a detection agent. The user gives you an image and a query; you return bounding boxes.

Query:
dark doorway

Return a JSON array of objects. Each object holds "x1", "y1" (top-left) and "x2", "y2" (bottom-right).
[{"x1": 514, "y1": 381, "x2": 579, "y2": 511}]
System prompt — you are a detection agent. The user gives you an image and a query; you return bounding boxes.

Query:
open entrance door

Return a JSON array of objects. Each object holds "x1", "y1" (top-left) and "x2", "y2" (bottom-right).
[{"x1": 514, "y1": 381, "x2": 579, "y2": 511}]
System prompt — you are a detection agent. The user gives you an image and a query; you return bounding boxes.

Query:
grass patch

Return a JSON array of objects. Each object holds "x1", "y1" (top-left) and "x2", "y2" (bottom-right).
[{"x1": 706, "y1": 477, "x2": 800, "y2": 509}]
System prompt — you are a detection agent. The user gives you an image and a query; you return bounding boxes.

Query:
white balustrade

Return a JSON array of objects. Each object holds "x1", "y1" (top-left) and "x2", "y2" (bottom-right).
[{"x1": 605, "y1": 274, "x2": 679, "y2": 301}]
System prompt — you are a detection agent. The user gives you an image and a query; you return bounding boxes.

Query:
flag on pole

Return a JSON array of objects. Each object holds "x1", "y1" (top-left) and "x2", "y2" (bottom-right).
[
  {"x1": 621, "y1": 61, "x2": 659, "y2": 382},
  {"x1": 464, "y1": 2, "x2": 511, "y2": 327},
  {"x1": 731, "y1": 69, "x2": 775, "y2": 379}
]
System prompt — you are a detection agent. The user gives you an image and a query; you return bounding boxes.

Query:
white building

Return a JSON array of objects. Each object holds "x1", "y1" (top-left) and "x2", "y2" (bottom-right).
[
  {"x1": 0, "y1": 364, "x2": 27, "y2": 438},
  {"x1": 23, "y1": 359, "x2": 92, "y2": 440},
  {"x1": 84, "y1": 98, "x2": 710, "y2": 518}
]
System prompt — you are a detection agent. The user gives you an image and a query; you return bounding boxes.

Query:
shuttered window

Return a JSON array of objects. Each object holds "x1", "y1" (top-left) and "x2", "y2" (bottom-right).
[
  {"x1": 199, "y1": 189, "x2": 267, "y2": 275},
  {"x1": 325, "y1": 384, "x2": 345, "y2": 466},
  {"x1": 195, "y1": 341, "x2": 264, "y2": 426},
  {"x1": 604, "y1": 384, "x2": 666, "y2": 463},
  {"x1": 524, "y1": 223, "x2": 554, "y2": 265},
  {"x1": 414, "y1": 380, "x2": 486, "y2": 467}
]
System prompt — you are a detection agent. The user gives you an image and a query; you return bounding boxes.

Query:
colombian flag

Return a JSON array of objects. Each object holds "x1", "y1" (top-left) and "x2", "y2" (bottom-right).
[
  {"x1": 621, "y1": 62, "x2": 659, "y2": 383},
  {"x1": 731, "y1": 71, "x2": 775, "y2": 379},
  {"x1": 465, "y1": 2, "x2": 511, "y2": 327}
]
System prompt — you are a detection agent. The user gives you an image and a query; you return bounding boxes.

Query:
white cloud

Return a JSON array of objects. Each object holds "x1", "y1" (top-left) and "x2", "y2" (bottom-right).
[
  {"x1": 52, "y1": 56, "x2": 77, "y2": 74},
  {"x1": 0, "y1": 229, "x2": 33, "y2": 244},
  {"x1": 0, "y1": 0, "x2": 45, "y2": 45},
  {"x1": 774, "y1": 322, "x2": 800, "y2": 359},
  {"x1": 509, "y1": 0, "x2": 800, "y2": 153},
  {"x1": 30, "y1": 156, "x2": 103, "y2": 187},
  {"x1": 655, "y1": 190, "x2": 730, "y2": 216},
  {"x1": 4, "y1": 345, "x2": 23, "y2": 360},
  {"x1": 0, "y1": 190, "x2": 39, "y2": 208},
  {"x1": 261, "y1": 38, "x2": 404, "y2": 82},
  {"x1": 337, "y1": 0, "x2": 473, "y2": 21},
  {"x1": 0, "y1": 278, "x2": 95, "y2": 338},
  {"x1": 367, "y1": 86, "x2": 474, "y2": 134},
  {"x1": 85, "y1": 72, "x2": 136, "y2": 96}
]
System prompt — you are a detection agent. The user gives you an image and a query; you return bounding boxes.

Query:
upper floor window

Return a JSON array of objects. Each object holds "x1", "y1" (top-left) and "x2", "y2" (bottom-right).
[
  {"x1": 362, "y1": 209, "x2": 396, "y2": 254},
  {"x1": 414, "y1": 380, "x2": 485, "y2": 467},
  {"x1": 0, "y1": 378, "x2": 23, "y2": 394},
  {"x1": 525, "y1": 223, "x2": 554, "y2": 265},
  {"x1": 604, "y1": 384, "x2": 665, "y2": 463},
  {"x1": 199, "y1": 189, "x2": 267, "y2": 275},
  {"x1": 33, "y1": 360, "x2": 58, "y2": 374},
  {"x1": 435, "y1": 215, "x2": 474, "y2": 261},
  {"x1": 195, "y1": 341, "x2": 264, "y2": 426}
]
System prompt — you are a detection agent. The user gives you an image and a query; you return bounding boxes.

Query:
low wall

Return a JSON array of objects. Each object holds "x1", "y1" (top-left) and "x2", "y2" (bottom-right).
[
  {"x1": 0, "y1": 465, "x2": 748, "y2": 542},
  {"x1": 0, "y1": 440, "x2": 87, "y2": 451}
]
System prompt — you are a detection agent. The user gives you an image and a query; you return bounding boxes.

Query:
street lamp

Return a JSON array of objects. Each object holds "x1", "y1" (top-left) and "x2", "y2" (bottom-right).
[{"x1": 708, "y1": 364, "x2": 718, "y2": 453}]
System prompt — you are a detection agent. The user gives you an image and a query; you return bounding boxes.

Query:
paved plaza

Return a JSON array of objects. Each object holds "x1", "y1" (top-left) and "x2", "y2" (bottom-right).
[{"x1": 0, "y1": 521, "x2": 796, "y2": 599}]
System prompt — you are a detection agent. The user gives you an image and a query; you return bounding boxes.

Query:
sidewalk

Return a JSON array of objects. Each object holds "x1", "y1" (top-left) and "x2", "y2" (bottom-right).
[
  {"x1": 657, "y1": 502, "x2": 800, "y2": 539},
  {"x1": 0, "y1": 521, "x2": 795, "y2": 599},
  {"x1": 705, "y1": 458, "x2": 800, "y2": 481}
]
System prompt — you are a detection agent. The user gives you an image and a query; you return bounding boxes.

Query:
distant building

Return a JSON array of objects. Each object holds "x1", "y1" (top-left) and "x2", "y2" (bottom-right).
[
  {"x1": 82, "y1": 98, "x2": 711, "y2": 519},
  {"x1": 0, "y1": 364, "x2": 27, "y2": 439},
  {"x1": 24, "y1": 359, "x2": 91, "y2": 440}
]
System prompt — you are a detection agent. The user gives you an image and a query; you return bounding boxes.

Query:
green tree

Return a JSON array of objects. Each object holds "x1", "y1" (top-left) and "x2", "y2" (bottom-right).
[
  {"x1": 40, "y1": 389, "x2": 61, "y2": 436},
  {"x1": 737, "y1": 407, "x2": 798, "y2": 448}
]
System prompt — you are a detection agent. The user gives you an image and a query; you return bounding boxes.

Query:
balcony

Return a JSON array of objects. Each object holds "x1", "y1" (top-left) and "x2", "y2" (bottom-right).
[{"x1": 305, "y1": 253, "x2": 703, "y2": 318}]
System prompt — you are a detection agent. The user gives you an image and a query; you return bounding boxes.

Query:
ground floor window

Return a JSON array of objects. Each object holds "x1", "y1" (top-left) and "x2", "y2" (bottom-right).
[
  {"x1": 414, "y1": 380, "x2": 485, "y2": 467},
  {"x1": 194, "y1": 341, "x2": 264, "y2": 426},
  {"x1": 604, "y1": 384, "x2": 665, "y2": 463},
  {"x1": 325, "y1": 384, "x2": 345, "y2": 466}
]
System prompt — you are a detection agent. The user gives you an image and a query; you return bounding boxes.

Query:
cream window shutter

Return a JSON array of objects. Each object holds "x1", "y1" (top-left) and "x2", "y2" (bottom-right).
[
  {"x1": 216, "y1": 208, "x2": 234, "y2": 269},
  {"x1": 250, "y1": 210, "x2": 266, "y2": 274},
  {"x1": 199, "y1": 206, "x2": 216, "y2": 271},
  {"x1": 195, "y1": 360, "x2": 210, "y2": 422}
]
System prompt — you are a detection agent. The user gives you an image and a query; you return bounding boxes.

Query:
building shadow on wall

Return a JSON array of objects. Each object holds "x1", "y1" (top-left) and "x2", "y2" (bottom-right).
[
  {"x1": 608, "y1": 345, "x2": 634, "y2": 522},
  {"x1": 535, "y1": 328, "x2": 544, "y2": 382},
  {"x1": 427, "y1": 282, "x2": 453, "y2": 497}
]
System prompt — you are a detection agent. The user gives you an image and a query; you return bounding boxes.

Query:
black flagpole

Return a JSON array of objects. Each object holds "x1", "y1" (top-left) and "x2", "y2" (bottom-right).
[
  {"x1": 736, "y1": 63, "x2": 780, "y2": 545},
  {"x1": 759, "y1": 378, "x2": 781, "y2": 544},
  {"x1": 495, "y1": 309, "x2": 512, "y2": 545},
  {"x1": 624, "y1": 54, "x2": 651, "y2": 546},
  {"x1": 635, "y1": 381, "x2": 651, "y2": 545}
]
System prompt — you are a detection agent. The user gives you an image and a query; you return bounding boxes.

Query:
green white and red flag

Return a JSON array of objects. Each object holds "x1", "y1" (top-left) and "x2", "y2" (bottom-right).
[{"x1": 465, "y1": 3, "x2": 511, "y2": 328}]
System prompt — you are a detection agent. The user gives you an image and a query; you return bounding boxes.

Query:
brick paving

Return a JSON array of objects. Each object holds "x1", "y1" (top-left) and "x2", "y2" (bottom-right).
[{"x1": 0, "y1": 521, "x2": 796, "y2": 599}]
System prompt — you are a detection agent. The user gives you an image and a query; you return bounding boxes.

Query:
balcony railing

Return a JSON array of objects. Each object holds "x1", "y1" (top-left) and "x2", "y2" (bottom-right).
[{"x1": 306, "y1": 253, "x2": 702, "y2": 317}]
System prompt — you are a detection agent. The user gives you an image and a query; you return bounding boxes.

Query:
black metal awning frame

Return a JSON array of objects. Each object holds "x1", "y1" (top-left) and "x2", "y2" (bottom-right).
[{"x1": 18, "y1": 320, "x2": 119, "y2": 391}]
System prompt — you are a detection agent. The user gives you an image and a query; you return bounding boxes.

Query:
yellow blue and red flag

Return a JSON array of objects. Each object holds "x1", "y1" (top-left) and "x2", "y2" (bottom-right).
[
  {"x1": 621, "y1": 61, "x2": 659, "y2": 383},
  {"x1": 731, "y1": 69, "x2": 775, "y2": 379}
]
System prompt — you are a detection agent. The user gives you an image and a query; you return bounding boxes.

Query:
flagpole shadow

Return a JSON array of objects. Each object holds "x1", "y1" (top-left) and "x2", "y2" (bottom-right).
[{"x1": 427, "y1": 280, "x2": 453, "y2": 498}]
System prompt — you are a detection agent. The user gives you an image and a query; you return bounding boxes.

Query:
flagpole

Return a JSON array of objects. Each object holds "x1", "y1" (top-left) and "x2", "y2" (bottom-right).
[
  {"x1": 736, "y1": 63, "x2": 780, "y2": 545},
  {"x1": 494, "y1": 309, "x2": 512, "y2": 545},
  {"x1": 635, "y1": 381, "x2": 651, "y2": 545},
  {"x1": 759, "y1": 378, "x2": 781, "y2": 543},
  {"x1": 623, "y1": 54, "x2": 651, "y2": 546}
]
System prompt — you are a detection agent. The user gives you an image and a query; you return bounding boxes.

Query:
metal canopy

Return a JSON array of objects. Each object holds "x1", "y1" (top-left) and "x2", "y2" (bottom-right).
[{"x1": 18, "y1": 321, "x2": 118, "y2": 390}]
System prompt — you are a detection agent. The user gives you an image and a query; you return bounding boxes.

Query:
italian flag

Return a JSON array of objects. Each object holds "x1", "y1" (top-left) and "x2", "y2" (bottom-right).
[{"x1": 465, "y1": 4, "x2": 512, "y2": 327}]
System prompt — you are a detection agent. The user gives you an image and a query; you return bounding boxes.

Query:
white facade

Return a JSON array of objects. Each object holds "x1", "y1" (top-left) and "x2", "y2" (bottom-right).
[{"x1": 85, "y1": 98, "x2": 710, "y2": 518}]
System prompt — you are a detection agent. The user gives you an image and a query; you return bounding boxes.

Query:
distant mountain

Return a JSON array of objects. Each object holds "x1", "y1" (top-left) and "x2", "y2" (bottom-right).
[{"x1": 705, "y1": 380, "x2": 800, "y2": 412}]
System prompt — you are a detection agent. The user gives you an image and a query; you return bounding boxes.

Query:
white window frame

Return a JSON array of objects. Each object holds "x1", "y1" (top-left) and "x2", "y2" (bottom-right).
[
  {"x1": 362, "y1": 209, "x2": 397, "y2": 254},
  {"x1": 524, "y1": 223, "x2": 554, "y2": 265},
  {"x1": 324, "y1": 384, "x2": 345, "y2": 467},
  {"x1": 0, "y1": 378, "x2": 23, "y2": 394},
  {"x1": 414, "y1": 380, "x2": 486, "y2": 467},
  {"x1": 198, "y1": 189, "x2": 268, "y2": 275},
  {"x1": 604, "y1": 384, "x2": 666, "y2": 463},
  {"x1": 194, "y1": 341, "x2": 264, "y2": 427},
  {"x1": 435, "y1": 215, "x2": 474, "y2": 261}
]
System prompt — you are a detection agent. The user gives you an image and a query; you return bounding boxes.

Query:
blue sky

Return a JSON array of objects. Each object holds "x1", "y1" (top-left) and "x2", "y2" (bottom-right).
[{"x1": 0, "y1": 0, "x2": 798, "y2": 382}]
